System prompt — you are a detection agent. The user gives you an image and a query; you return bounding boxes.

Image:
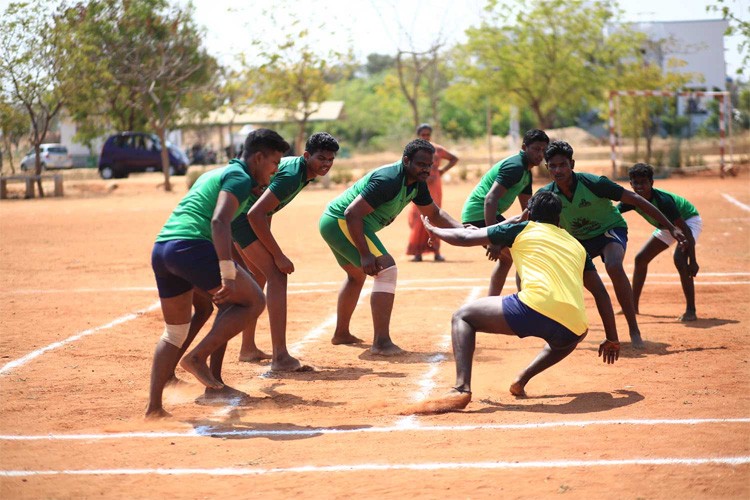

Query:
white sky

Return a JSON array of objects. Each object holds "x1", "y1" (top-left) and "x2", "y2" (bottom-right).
[{"x1": 185, "y1": 0, "x2": 748, "y2": 76}]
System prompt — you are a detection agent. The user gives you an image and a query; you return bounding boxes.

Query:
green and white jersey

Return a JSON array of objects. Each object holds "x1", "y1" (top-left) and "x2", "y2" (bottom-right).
[
  {"x1": 324, "y1": 161, "x2": 433, "y2": 232},
  {"x1": 617, "y1": 188, "x2": 698, "y2": 228},
  {"x1": 461, "y1": 151, "x2": 532, "y2": 223},
  {"x1": 538, "y1": 172, "x2": 626, "y2": 241},
  {"x1": 157, "y1": 159, "x2": 256, "y2": 242},
  {"x1": 244, "y1": 155, "x2": 311, "y2": 216}
]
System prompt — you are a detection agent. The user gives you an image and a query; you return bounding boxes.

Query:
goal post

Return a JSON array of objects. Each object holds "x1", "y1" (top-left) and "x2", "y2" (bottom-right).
[{"x1": 608, "y1": 90, "x2": 734, "y2": 178}]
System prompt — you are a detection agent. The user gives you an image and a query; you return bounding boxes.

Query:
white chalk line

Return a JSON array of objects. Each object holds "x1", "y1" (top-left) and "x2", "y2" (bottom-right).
[
  {"x1": 722, "y1": 193, "x2": 750, "y2": 212},
  {"x1": 6, "y1": 273, "x2": 750, "y2": 295},
  {"x1": 2, "y1": 418, "x2": 748, "y2": 441},
  {"x1": 0, "y1": 301, "x2": 161, "y2": 376},
  {"x1": 2, "y1": 456, "x2": 749, "y2": 477}
]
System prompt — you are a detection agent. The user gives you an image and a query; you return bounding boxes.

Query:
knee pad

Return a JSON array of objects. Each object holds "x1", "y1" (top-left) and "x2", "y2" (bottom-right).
[
  {"x1": 372, "y1": 265, "x2": 398, "y2": 294},
  {"x1": 160, "y1": 322, "x2": 191, "y2": 348}
]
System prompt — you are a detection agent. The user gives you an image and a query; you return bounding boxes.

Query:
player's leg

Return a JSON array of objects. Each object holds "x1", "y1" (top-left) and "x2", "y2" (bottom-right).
[
  {"x1": 602, "y1": 235, "x2": 644, "y2": 348},
  {"x1": 180, "y1": 266, "x2": 266, "y2": 389},
  {"x1": 167, "y1": 289, "x2": 215, "y2": 385},
  {"x1": 332, "y1": 263, "x2": 367, "y2": 344},
  {"x1": 673, "y1": 246, "x2": 696, "y2": 321},
  {"x1": 632, "y1": 236, "x2": 669, "y2": 313},
  {"x1": 511, "y1": 341, "x2": 580, "y2": 398},
  {"x1": 241, "y1": 240, "x2": 302, "y2": 371},
  {"x1": 488, "y1": 247, "x2": 513, "y2": 296},
  {"x1": 370, "y1": 254, "x2": 402, "y2": 355}
]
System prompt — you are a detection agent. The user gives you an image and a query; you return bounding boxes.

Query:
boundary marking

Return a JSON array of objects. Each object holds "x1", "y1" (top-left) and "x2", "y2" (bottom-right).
[
  {"x1": 722, "y1": 193, "x2": 750, "y2": 212},
  {"x1": 0, "y1": 301, "x2": 160, "y2": 376},
  {"x1": 2, "y1": 456, "x2": 749, "y2": 476},
  {"x1": 2, "y1": 418, "x2": 748, "y2": 441}
]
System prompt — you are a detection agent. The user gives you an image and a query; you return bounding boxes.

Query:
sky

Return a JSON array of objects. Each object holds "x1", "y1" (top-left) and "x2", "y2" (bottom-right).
[{"x1": 184, "y1": 0, "x2": 748, "y2": 77}]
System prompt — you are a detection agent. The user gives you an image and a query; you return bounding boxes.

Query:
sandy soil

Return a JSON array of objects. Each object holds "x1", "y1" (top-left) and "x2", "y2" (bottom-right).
[{"x1": 0, "y1": 166, "x2": 748, "y2": 498}]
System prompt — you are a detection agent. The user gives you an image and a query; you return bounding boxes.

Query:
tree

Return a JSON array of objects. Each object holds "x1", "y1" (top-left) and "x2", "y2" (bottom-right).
[
  {"x1": 0, "y1": 1, "x2": 74, "y2": 195},
  {"x1": 0, "y1": 97, "x2": 29, "y2": 175},
  {"x1": 707, "y1": 0, "x2": 749, "y2": 76},
  {"x1": 458, "y1": 0, "x2": 643, "y2": 129},
  {"x1": 254, "y1": 20, "x2": 353, "y2": 154}
]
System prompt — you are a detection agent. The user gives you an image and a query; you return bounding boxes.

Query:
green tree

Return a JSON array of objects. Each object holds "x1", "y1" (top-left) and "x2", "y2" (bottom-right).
[
  {"x1": 0, "y1": 1, "x2": 75, "y2": 194},
  {"x1": 0, "y1": 97, "x2": 29, "y2": 174},
  {"x1": 458, "y1": 0, "x2": 642, "y2": 129},
  {"x1": 707, "y1": 0, "x2": 749, "y2": 75}
]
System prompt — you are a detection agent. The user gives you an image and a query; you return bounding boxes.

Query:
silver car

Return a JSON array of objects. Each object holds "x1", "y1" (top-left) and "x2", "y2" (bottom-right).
[{"x1": 20, "y1": 144, "x2": 74, "y2": 171}]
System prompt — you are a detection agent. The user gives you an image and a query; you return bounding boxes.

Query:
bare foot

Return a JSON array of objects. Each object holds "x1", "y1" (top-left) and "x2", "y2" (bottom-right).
[
  {"x1": 678, "y1": 311, "x2": 697, "y2": 322},
  {"x1": 404, "y1": 388, "x2": 472, "y2": 415},
  {"x1": 370, "y1": 341, "x2": 405, "y2": 356},
  {"x1": 144, "y1": 407, "x2": 172, "y2": 419},
  {"x1": 509, "y1": 381, "x2": 527, "y2": 398},
  {"x1": 238, "y1": 348, "x2": 272, "y2": 362},
  {"x1": 410, "y1": 255, "x2": 423, "y2": 262},
  {"x1": 165, "y1": 375, "x2": 189, "y2": 387},
  {"x1": 270, "y1": 354, "x2": 313, "y2": 372},
  {"x1": 179, "y1": 356, "x2": 224, "y2": 389},
  {"x1": 629, "y1": 332, "x2": 645, "y2": 350},
  {"x1": 195, "y1": 385, "x2": 252, "y2": 406},
  {"x1": 331, "y1": 333, "x2": 364, "y2": 345},
  {"x1": 434, "y1": 254, "x2": 445, "y2": 262}
]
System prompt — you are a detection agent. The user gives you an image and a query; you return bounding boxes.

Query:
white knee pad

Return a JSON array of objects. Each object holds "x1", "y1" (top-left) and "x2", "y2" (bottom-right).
[
  {"x1": 372, "y1": 265, "x2": 398, "y2": 294},
  {"x1": 160, "y1": 322, "x2": 191, "y2": 348}
]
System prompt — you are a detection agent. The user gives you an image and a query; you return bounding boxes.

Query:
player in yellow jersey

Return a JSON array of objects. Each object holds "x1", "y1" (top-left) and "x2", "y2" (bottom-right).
[{"x1": 417, "y1": 191, "x2": 620, "y2": 413}]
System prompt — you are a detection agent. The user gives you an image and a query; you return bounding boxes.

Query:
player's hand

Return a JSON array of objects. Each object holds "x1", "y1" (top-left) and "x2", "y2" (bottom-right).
[
  {"x1": 420, "y1": 215, "x2": 435, "y2": 232},
  {"x1": 671, "y1": 227, "x2": 688, "y2": 251},
  {"x1": 360, "y1": 253, "x2": 379, "y2": 276},
  {"x1": 274, "y1": 253, "x2": 295, "y2": 274},
  {"x1": 688, "y1": 260, "x2": 700, "y2": 278},
  {"x1": 485, "y1": 243, "x2": 503, "y2": 261},
  {"x1": 212, "y1": 280, "x2": 237, "y2": 305},
  {"x1": 598, "y1": 340, "x2": 620, "y2": 364}
]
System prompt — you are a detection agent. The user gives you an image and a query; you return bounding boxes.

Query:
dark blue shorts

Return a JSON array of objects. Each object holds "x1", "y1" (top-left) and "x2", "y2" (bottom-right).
[
  {"x1": 579, "y1": 227, "x2": 628, "y2": 261},
  {"x1": 463, "y1": 215, "x2": 505, "y2": 228},
  {"x1": 502, "y1": 294, "x2": 582, "y2": 350},
  {"x1": 151, "y1": 239, "x2": 222, "y2": 298}
]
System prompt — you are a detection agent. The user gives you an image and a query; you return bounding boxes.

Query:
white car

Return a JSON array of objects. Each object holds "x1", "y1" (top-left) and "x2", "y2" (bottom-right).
[{"x1": 20, "y1": 144, "x2": 74, "y2": 171}]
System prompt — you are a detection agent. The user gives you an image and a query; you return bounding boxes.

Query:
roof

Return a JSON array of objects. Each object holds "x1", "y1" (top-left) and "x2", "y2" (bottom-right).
[{"x1": 179, "y1": 101, "x2": 344, "y2": 127}]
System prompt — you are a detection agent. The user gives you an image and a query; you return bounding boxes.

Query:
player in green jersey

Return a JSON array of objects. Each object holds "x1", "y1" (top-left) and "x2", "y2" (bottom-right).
[
  {"x1": 146, "y1": 129, "x2": 289, "y2": 418},
  {"x1": 461, "y1": 129, "x2": 549, "y2": 295},
  {"x1": 232, "y1": 132, "x2": 340, "y2": 371},
  {"x1": 618, "y1": 163, "x2": 702, "y2": 321},
  {"x1": 319, "y1": 139, "x2": 464, "y2": 355},
  {"x1": 537, "y1": 141, "x2": 687, "y2": 349}
]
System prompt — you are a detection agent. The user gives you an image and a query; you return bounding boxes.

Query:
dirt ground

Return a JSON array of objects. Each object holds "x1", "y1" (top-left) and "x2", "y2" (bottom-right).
[{"x1": 1, "y1": 165, "x2": 749, "y2": 499}]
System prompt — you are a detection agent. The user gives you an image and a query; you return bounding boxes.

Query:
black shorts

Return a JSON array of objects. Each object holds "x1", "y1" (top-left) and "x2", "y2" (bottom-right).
[{"x1": 502, "y1": 294, "x2": 583, "y2": 350}]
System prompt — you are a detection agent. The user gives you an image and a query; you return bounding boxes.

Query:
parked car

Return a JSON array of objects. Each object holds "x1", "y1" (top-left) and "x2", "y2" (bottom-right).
[
  {"x1": 98, "y1": 132, "x2": 189, "y2": 179},
  {"x1": 20, "y1": 144, "x2": 74, "y2": 171}
]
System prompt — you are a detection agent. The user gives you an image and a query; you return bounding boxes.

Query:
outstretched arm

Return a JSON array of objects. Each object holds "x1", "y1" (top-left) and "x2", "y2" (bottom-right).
[
  {"x1": 676, "y1": 218, "x2": 698, "y2": 277},
  {"x1": 583, "y1": 269, "x2": 620, "y2": 364},
  {"x1": 421, "y1": 215, "x2": 490, "y2": 247},
  {"x1": 620, "y1": 190, "x2": 687, "y2": 248},
  {"x1": 417, "y1": 202, "x2": 464, "y2": 229}
]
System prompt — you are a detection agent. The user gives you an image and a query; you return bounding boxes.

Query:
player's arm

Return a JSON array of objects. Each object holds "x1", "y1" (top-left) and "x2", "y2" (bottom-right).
[
  {"x1": 422, "y1": 215, "x2": 491, "y2": 247},
  {"x1": 248, "y1": 189, "x2": 294, "y2": 274},
  {"x1": 583, "y1": 266, "x2": 620, "y2": 364},
  {"x1": 344, "y1": 195, "x2": 379, "y2": 275},
  {"x1": 416, "y1": 201, "x2": 464, "y2": 229},
  {"x1": 211, "y1": 190, "x2": 241, "y2": 303},
  {"x1": 675, "y1": 218, "x2": 699, "y2": 277},
  {"x1": 620, "y1": 190, "x2": 687, "y2": 248}
]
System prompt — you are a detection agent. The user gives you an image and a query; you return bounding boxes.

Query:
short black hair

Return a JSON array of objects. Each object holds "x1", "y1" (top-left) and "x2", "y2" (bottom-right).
[
  {"x1": 522, "y1": 129, "x2": 549, "y2": 146},
  {"x1": 527, "y1": 191, "x2": 562, "y2": 224},
  {"x1": 628, "y1": 162, "x2": 654, "y2": 181},
  {"x1": 243, "y1": 129, "x2": 290, "y2": 159},
  {"x1": 305, "y1": 132, "x2": 340, "y2": 155},
  {"x1": 544, "y1": 140, "x2": 574, "y2": 162},
  {"x1": 403, "y1": 138, "x2": 435, "y2": 160},
  {"x1": 416, "y1": 123, "x2": 432, "y2": 134}
]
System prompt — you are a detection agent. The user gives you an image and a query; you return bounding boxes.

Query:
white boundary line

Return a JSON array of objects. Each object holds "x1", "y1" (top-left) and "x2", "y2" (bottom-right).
[
  {"x1": 2, "y1": 418, "x2": 748, "y2": 441},
  {"x1": 2, "y1": 456, "x2": 749, "y2": 476},
  {"x1": 722, "y1": 193, "x2": 750, "y2": 212},
  {"x1": 0, "y1": 301, "x2": 161, "y2": 376},
  {"x1": 5, "y1": 273, "x2": 750, "y2": 295}
]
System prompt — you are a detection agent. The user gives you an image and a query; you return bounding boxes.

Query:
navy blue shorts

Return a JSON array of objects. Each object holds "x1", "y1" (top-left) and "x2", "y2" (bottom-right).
[
  {"x1": 463, "y1": 214, "x2": 505, "y2": 228},
  {"x1": 579, "y1": 227, "x2": 628, "y2": 261},
  {"x1": 502, "y1": 294, "x2": 582, "y2": 350},
  {"x1": 151, "y1": 239, "x2": 223, "y2": 298}
]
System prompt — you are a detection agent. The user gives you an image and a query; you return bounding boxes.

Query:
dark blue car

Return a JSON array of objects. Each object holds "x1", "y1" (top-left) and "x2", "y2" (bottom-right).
[{"x1": 98, "y1": 132, "x2": 189, "y2": 179}]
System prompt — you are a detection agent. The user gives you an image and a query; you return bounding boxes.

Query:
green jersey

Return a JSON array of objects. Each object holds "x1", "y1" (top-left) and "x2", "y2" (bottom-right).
[
  {"x1": 157, "y1": 159, "x2": 256, "y2": 242},
  {"x1": 617, "y1": 188, "x2": 698, "y2": 229},
  {"x1": 461, "y1": 151, "x2": 532, "y2": 223},
  {"x1": 244, "y1": 155, "x2": 311, "y2": 216},
  {"x1": 324, "y1": 161, "x2": 433, "y2": 232},
  {"x1": 538, "y1": 172, "x2": 626, "y2": 241}
]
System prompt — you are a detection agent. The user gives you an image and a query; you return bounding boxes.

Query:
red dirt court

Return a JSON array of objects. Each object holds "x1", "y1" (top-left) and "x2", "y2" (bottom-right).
[{"x1": 1, "y1": 169, "x2": 749, "y2": 498}]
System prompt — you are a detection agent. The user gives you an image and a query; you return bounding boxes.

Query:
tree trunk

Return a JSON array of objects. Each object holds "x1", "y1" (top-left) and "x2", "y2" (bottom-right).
[{"x1": 155, "y1": 127, "x2": 172, "y2": 192}]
